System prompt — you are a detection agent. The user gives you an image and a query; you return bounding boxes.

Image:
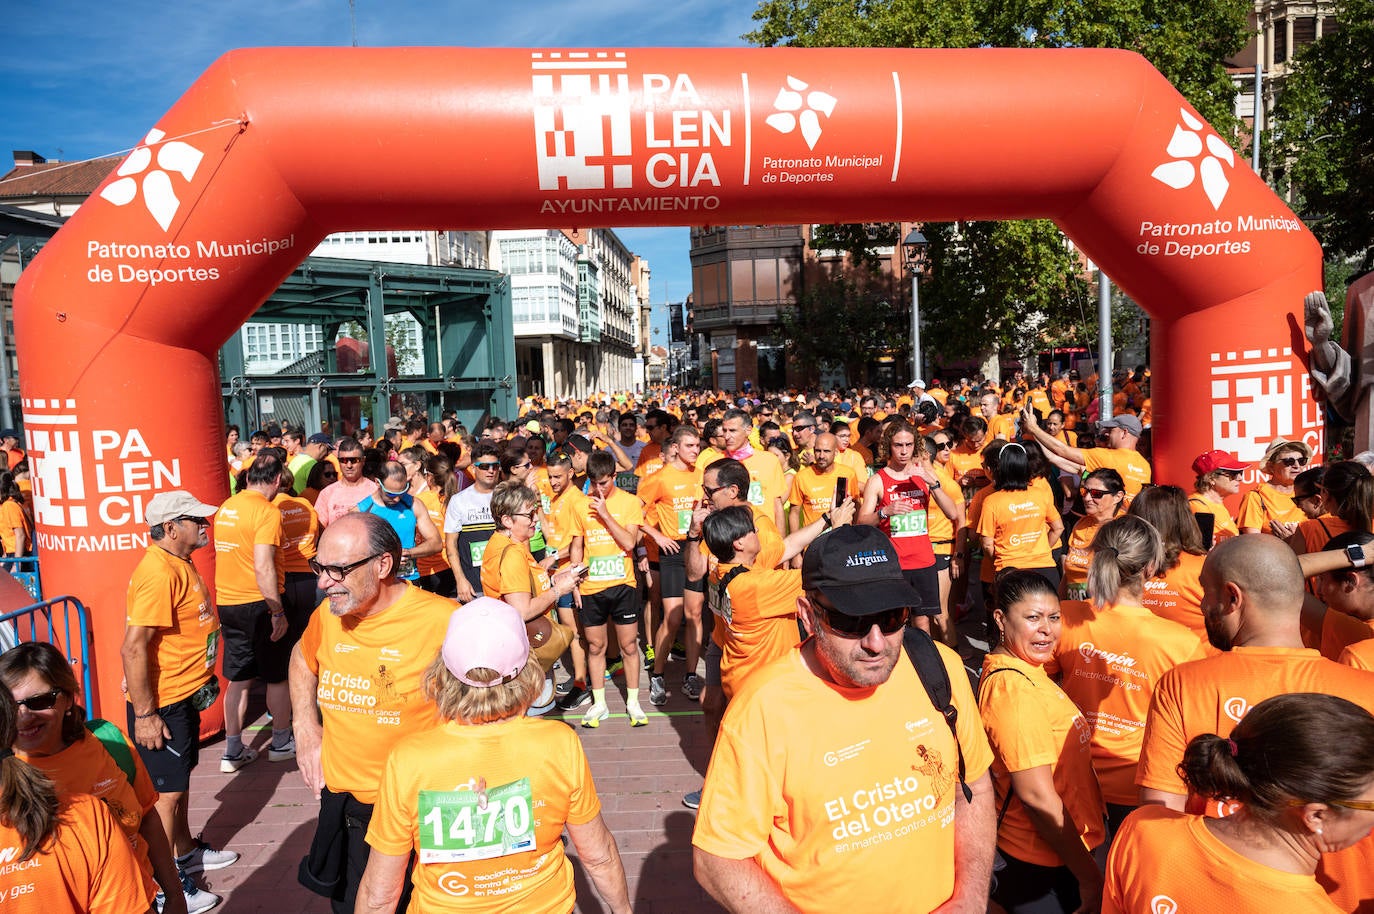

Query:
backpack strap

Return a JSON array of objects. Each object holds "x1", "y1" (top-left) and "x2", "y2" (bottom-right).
[
  {"x1": 977, "y1": 665, "x2": 1035, "y2": 829},
  {"x1": 85, "y1": 718, "x2": 137, "y2": 785},
  {"x1": 711, "y1": 565, "x2": 750, "y2": 624},
  {"x1": 902, "y1": 626, "x2": 972, "y2": 803}
]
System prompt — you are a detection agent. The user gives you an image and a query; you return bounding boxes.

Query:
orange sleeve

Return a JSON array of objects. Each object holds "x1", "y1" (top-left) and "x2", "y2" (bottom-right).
[
  {"x1": 125, "y1": 557, "x2": 175, "y2": 630},
  {"x1": 1234, "y1": 490, "x2": 1266, "y2": 529},
  {"x1": 299, "y1": 604, "x2": 324, "y2": 675},
  {"x1": 1134, "y1": 668, "x2": 1190, "y2": 795},
  {"x1": 78, "y1": 794, "x2": 150, "y2": 914},
  {"x1": 499, "y1": 543, "x2": 535, "y2": 596},
  {"x1": 980, "y1": 671, "x2": 1056, "y2": 772}
]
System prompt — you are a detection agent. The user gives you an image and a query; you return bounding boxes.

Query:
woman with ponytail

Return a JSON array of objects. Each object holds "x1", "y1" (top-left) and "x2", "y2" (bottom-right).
[
  {"x1": 0, "y1": 679, "x2": 145, "y2": 913},
  {"x1": 1105, "y1": 693, "x2": 1374, "y2": 912},
  {"x1": 1054, "y1": 515, "x2": 1208, "y2": 838},
  {"x1": 975, "y1": 441, "x2": 1064, "y2": 588}
]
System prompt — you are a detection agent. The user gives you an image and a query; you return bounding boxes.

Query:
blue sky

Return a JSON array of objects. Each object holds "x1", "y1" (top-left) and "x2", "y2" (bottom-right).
[{"x1": 1, "y1": 0, "x2": 761, "y2": 337}]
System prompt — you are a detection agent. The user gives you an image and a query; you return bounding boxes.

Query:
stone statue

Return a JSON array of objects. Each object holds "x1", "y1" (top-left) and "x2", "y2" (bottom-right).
[{"x1": 1306, "y1": 272, "x2": 1374, "y2": 450}]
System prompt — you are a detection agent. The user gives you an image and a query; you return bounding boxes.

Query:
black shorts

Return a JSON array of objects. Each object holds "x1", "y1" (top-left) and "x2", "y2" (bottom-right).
[
  {"x1": 684, "y1": 575, "x2": 706, "y2": 594},
  {"x1": 932, "y1": 553, "x2": 952, "y2": 573},
  {"x1": 581, "y1": 584, "x2": 641, "y2": 628},
  {"x1": 219, "y1": 599, "x2": 293, "y2": 684},
  {"x1": 903, "y1": 565, "x2": 941, "y2": 616},
  {"x1": 415, "y1": 567, "x2": 458, "y2": 599},
  {"x1": 127, "y1": 693, "x2": 200, "y2": 793},
  {"x1": 651, "y1": 549, "x2": 687, "y2": 599}
]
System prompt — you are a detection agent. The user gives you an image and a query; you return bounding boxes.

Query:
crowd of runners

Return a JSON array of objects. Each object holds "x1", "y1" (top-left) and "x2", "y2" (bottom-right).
[{"x1": 4, "y1": 367, "x2": 1374, "y2": 914}]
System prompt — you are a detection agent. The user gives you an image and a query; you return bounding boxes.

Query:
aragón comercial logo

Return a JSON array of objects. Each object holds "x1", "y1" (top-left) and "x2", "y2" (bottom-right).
[
  {"x1": 765, "y1": 76, "x2": 837, "y2": 151},
  {"x1": 99, "y1": 128, "x2": 204, "y2": 231},
  {"x1": 1150, "y1": 108, "x2": 1235, "y2": 211}
]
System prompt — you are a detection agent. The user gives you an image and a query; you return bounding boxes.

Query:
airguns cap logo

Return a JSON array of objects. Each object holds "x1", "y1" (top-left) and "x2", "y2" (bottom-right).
[
  {"x1": 99, "y1": 128, "x2": 205, "y2": 231},
  {"x1": 1150, "y1": 108, "x2": 1235, "y2": 211},
  {"x1": 765, "y1": 76, "x2": 836, "y2": 150}
]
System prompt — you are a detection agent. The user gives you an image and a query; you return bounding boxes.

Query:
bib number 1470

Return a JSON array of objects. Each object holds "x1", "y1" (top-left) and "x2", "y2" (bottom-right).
[{"x1": 418, "y1": 778, "x2": 535, "y2": 863}]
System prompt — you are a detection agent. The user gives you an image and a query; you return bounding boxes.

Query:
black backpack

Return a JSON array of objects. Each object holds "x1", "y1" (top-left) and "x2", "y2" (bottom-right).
[{"x1": 902, "y1": 626, "x2": 981, "y2": 803}]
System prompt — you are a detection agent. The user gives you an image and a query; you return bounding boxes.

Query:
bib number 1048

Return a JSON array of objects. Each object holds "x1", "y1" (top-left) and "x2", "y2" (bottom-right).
[{"x1": 418, "y1": 778, "x2": 535, "y2": 863}]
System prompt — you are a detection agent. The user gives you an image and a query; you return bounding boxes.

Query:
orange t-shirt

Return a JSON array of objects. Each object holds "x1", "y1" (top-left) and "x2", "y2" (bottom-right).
[
  {"x1": 1341, "y1": 637, "x2": 1374, "y2": 671},
  {"x1": 213, "y1": 488, "x2": 284, "y2": 604},
  {"x1": 1103, "y1": 806, "x2": 1342, "y2": 914},
  {"x1": 694, "y1": 643, "x2": 994, "y2": 914},
  {"x1": 987, "y1": 413, "x2": 1017, "y2": 441},
  {"x1": 979, "y1": 653, "x2": 1104, "y2": 867},
  {"x1": 710, "y1": 564, "x2": 803, "y2": 699},
  {"x1": 298, "y1": 584, "x2": 455, "y2": 803},
  {"x1": 835, "y1": 447, "x2": 869, "y2": 485},
  {"x1": 1236, "y1": 482, "x2": 1304, "y2": 531},
  {"x1": 367, "y1": 716, "x2": 600, "y2": 914},
  {"x1": 413, "y1": 488, "x2": 450, "y2": 576},
  {"x1": 1140, "y1": 551, "x2": 1207, "y2": 637},
  {"x1": 788, "y1": 465, "x2": 858, "y2": 528},
  {"x1": 1295, "y1": 514, "x2": 1350, "y2": 554},
  {"x1": 543, "y1": 487, "x2": 587, "y2": 563},
  {"x1": 1054, "y1": 601, "x2": 1208, "y2": 805},
  {"x1": 741, "y1": 450, "x2": 787, "y2": 524},
  {"x1": 927, "y1": 464, "x2": 964, "y2": 555},
  {"x1": 570, "y1": 487, "x2": 642, "y2": 595},
  {"x1": 19, "y1": 729, "x2": 159, "y2": 896},
  {"x1": 272, "y1": 492, "x2": 319, "y2": 574},
  {"x1": 124, "y1": 545, "x2": 219, "y2": 706},
  {"x1": 1187, "y1": 494, "x2": 1238, "y2": 542},
  {"x1": 1321, "y1": 609, "x2": 1374, "y2": 662},
  {"x1": 1136, "y1": 646, "x2": 1374, "y2": 801},
  {"x1": 1081, "y1": 448, "x2": 1151, "y2": 499},
  {"x1": 481, "y1": 532, "x2": 550, "y2": 601},
  {"x1": 0, "y1": 793, "x2": 149, "y2": 914},
  {"x1": 0, "y1": 498, "x2": 30, "y2": 554},
  {"x1": 976, "y1": 487, "x2": 1061, "y2": 572},
  {"x1": 1061, "y1": 516, "x2": 1103, "y2": 598},
  {"x1": 638, "y1": 462, "x2": 703, "y2": 558},
  {"x1": 948, "y1": 445, "x2": 985, "y2": 486}
]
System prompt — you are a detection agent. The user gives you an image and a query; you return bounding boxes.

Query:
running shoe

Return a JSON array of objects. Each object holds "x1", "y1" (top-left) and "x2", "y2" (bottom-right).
[
  {"x1": 156, "y1": 871, "x2": 220, "y2": 914},
  {"x1": 670, "y1": 641, "x2": 688, "y2": 661},
  {"x1": 581, "y1": 704, "x2": 610, "y2": 728},
  {"x1": 604, "y1": 659, "x2": 624, "y2": 680},
  {"x1": 176, "y1": 839, "x2": 239, "y2": 874},
  {"x1": 649, "y1": 674, "x2": 668, "y2": 707},
  {"x1": 218, "y1": 746, "x2": 258, "y2": 774},
  {"x1": 682, "y1": 789, "x2": 701, "y2": 810},
  {"x1": 681, "y1": 672, "x2": 703, "y2": 702},
  {"x1": 643, "y1": 645, "x2": 656, "y2": 665},
  {"x1": 555, "y1": 686, "x2": 592, "y2": 711},
  {"x1": 555, "y1": 677, "x2": 574, "y2": 696},
  {"x1": 627, "y1": 704, "x2": 649, "y2": 727},
  {"x1": 267, "y1": 735, "x2": 296, "y2": 763}
]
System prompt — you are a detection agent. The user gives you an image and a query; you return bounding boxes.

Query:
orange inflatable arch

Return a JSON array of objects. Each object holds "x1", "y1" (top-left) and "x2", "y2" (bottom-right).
[{"x1": 14, "y1": 47, "x2": 1322, "y2": 715}]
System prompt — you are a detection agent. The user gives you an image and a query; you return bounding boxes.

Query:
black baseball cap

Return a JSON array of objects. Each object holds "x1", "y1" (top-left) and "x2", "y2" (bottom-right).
[
  {"x1": 566, "y1": 434, "x2": 594, "y2": 454},
  {"x1": 800, "y1": 525, "x2": 921, "y2": 615},
  {"x1": 307, "y1": 433, "x2": 333, "y2": 446}
]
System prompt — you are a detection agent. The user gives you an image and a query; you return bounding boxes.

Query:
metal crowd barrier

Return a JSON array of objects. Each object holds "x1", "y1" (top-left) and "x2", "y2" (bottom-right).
[
  {"x1": 0, "y1": 596, "x2": 94, "y2": 705},
  {"x1": 1, "y1": 556, "x2": 41, "y2": 602}
]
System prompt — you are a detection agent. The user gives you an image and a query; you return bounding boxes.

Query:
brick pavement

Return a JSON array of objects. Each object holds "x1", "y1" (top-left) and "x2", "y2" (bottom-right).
[{"x1": 184, "y1": 681, "x2": 724, "y2": 914}]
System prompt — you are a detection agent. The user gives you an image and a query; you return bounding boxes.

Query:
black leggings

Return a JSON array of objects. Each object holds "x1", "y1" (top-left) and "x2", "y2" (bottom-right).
[{"x1": 992, "y1": 849, "x2": 1081, "y2": 914}]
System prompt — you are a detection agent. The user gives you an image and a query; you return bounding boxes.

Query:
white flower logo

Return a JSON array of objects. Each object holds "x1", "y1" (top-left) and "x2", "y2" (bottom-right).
[
  {"x1": 1150, "y1": 108, "x2": 1235, "y2": 211},
  {"x1": 765, "y1": 76, "x2": 836, "y2": 150},
  {"x1": 99, "y1": 128, "x2": 204, "y2": 231}
]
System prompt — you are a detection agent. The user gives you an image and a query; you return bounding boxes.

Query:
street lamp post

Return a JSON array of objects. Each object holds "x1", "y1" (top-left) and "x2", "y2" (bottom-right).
[{"x1": 902, "y1": 229, "x2": 930, "y2": 385}]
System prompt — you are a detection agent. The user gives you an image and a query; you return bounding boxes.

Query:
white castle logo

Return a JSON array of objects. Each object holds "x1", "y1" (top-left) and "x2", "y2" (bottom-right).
[
  {"x1": 765, "y1": 76, "x2": 836, "y2": 151},
  {"x1": 1150, "y1": 107, "x2": 1235, "y2": 211},
  {"x1": 99, "y1": 128, "x2": 204, "y2": 231}
]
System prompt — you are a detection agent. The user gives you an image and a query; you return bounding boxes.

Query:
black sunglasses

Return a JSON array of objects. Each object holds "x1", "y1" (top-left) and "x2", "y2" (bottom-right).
[
  {"x1": 172, "y1": 515, "x2": 211, "y2": 526},
  {"x1": 309, "y1": 552, "x2": 383, "y2": 582},
  {"x1": 813, "y1": 601, "x2": 910, "y2": 637},
  {"x1": 474, "y1": 462, "x2": 501, "y2": 471},
  {"x1": 338, "y1": 456, "x2": 362, "y2": 465},
  {"x1": 15, "y1": 688, "x2": 63, "y2": 712}
]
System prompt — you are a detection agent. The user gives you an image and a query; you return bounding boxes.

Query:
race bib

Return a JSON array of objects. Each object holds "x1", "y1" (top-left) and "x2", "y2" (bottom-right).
[
  {"x1": 588, "y1": 554, "x2": 627, "y2": 582},
  {"x1": 889, "y1": 510, "x2": 928, "y2": 537},
  {"x1": 529, "y1": 529, "x2": 547, "y2": 553},
  {"x1": 468, "y1": 538, "x2": 491, "y2": 565},
  {"x1": 540, "y1": 494, "x2": 551, "y2": 514},
  {"x1": 616, "y1": 471, "x2": 639, "y2": 494},
  {"x1": 748, "y1": 480, "x2": 764, "y2": 506},
  {"x1": 418, "y1": 778, "x2": 536, "y2": 864},
  {"x1": 676, "y1": 509, "x2": 692, "y2": 536},
  {"x1": 204, "y1": 631, "x2": 219, "y2": 669}
]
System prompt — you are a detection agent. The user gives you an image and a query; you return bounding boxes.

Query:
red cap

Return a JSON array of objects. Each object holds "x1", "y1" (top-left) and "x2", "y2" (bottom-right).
[{"x1": 1192, "y1": 450, "x2": 1248, "y2": 475}]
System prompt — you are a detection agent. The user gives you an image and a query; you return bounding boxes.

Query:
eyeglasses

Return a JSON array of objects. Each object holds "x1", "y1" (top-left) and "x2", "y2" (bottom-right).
[
  {"x1": 702, "y1": 484, "x2": 726, "y2": 497},
  {"x1": 14, "y1": 689, "x2": 63, "y2": 712},
  {"x1": 512, "y1": 510, "x2": 540, "y2": 522},
  {"x1": 172, "y1": 515, "x2": 211, "y2": 526},
  {"x1": 474, "y1": 462, "x2": 500, "y2": 471},
  {"x1": 309, "y1": 553, "x2": 383, "y2": 582},
  {"x1": 513, "y1": 462, "x2": 532, "y2": 470},
  {"x1": 813, "y1": 602, "x2": 910, "y2": 637},
  {"x1": 1289, "y1": 797, "x2": 1374, "y2": 812},
  {"x1": 1081, "y1": 488, "x2": 1116, "y2": 499},
  {"x1": 338, "y1": 456, "x2": 362, "y2": 465},
  {"x1": 1278, "y1": 456, "x2": 1309, "y2": 467},
  {"x1": 1218, "y1": 469, "x2": 1244, "y2": 479},
  {"x1": 380, "y1": 488, "x2": 408, "y2": 499},
  {"x1": 933, "y1": 441, "x2": 952, "y2": 450},
  {"x1": 794, "y1": 424, "x2": 815, "y2": 432}
]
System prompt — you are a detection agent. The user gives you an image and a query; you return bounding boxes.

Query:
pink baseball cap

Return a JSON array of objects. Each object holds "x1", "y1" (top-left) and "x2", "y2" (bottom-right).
[{"x1": 440, "y1": 597, "x2": 529, "y2": 687}]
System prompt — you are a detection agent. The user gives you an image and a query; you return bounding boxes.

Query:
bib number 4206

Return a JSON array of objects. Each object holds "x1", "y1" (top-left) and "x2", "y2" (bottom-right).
[{"x1": 418, "y1": 778, "x2": 536, "y2": 863}]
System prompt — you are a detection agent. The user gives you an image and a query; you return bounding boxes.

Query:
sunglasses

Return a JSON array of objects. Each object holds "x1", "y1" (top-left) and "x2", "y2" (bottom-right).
[
  {"x1": 813, "y1": 602, "x2": 910, "y2": 637},
  {"x1": 933, "y1": 441, "x2": 952, "y2": 450},
  {"x1": 1278, "y1": 456, "x2": 1309, "y2": 467},
  {"x1": 15, "y1": 689, "x2": 63, "y2": 712},
  {"x1": 514, "y1": 462, "x2": 532, "y2": 470},
  {"x1": 794, "y1": 424, "x2": 815, "y2": 432},
  {"x1": 702, "y1": 484, "x2": 727, "y2": 497},
  {"x1": 1081, "y1": 488, "x2": 1116, "y2": 499},
  {"x1": 309, "y1": 552, "x2": 383, "y2": 582},
  {"x1": 474, "y1": 462, "x2": 501, "y2": 471},
  {"x1": 338, "y1": 456, "x2": 362, "y2": 465},
  {"x1": 172, "y1": 515, "x2": 211, "y2": 526},
  {"x1": 380, "y1": 488, "x2": 408, "y2": 499}
]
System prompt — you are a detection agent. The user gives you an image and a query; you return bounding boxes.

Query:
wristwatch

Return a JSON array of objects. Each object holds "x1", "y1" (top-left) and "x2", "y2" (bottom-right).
[
  {"x1": 929, "y1": 479, "x2": 942, "y2": 492},
  {"x1": 1347, "y1": 543, "x2": 1367, "y2": 569}
]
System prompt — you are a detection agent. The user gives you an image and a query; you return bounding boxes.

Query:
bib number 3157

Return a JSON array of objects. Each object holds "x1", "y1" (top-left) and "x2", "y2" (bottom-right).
[{"x1": 418, "y1": 778, "x2": 536, "y2": 863}]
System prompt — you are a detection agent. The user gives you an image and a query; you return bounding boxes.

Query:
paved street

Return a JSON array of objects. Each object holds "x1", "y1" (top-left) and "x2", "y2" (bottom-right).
[{"x1": 187, "y1": 682, "x2": 725, "y2": 914}]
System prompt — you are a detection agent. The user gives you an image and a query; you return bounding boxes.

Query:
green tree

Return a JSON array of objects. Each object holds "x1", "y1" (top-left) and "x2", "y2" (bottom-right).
[
  {"x1": 749, "y1": 0, "x2": 1250, "y2": 374},
  {"x1": 781, "y1": 271, "x2": 906, "y2": 383},
  {"x1": 1268, "y1": 0, "x2": 1374, "y2": 269}
]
